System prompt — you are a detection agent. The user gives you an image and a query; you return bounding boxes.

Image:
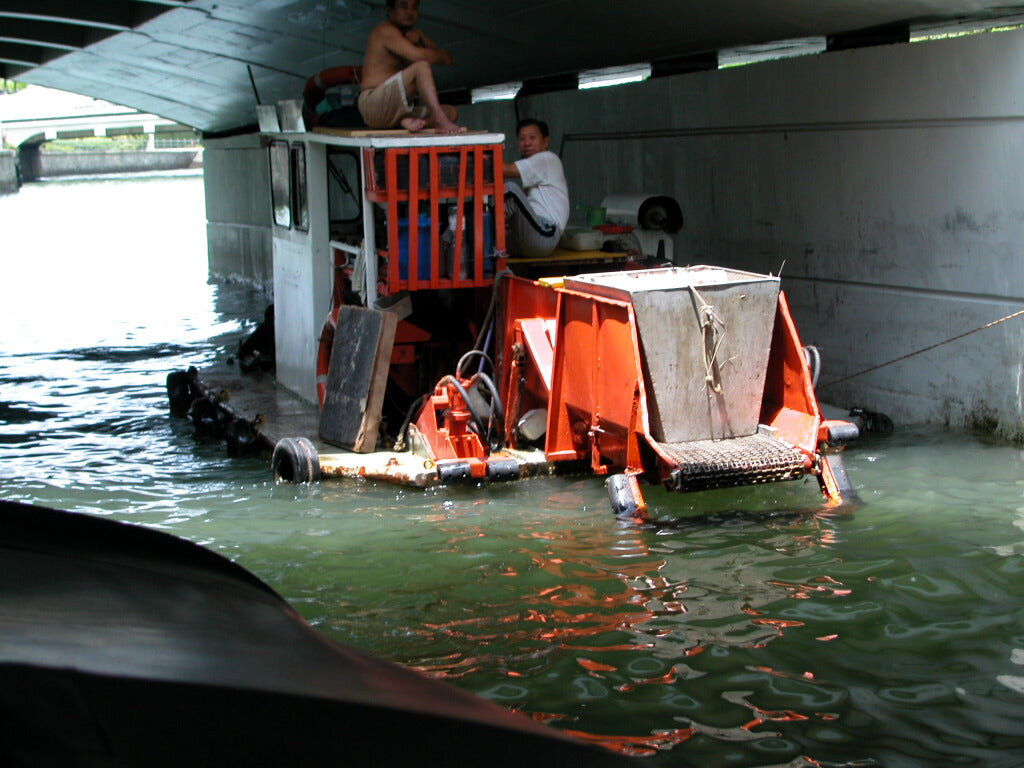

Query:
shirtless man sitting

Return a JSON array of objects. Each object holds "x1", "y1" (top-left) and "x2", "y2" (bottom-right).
[{"x1": 358, "y1": 0, "x2": 460, "y2": 134}]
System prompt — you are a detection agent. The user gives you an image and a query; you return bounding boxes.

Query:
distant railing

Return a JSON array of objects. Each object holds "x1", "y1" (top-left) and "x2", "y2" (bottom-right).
[
  {"x1": 154, "y1": 137, "x2": 202, "y2": 149},
  {"x1": 39, "y1": 135, "x2": 202, "y2": 152}
]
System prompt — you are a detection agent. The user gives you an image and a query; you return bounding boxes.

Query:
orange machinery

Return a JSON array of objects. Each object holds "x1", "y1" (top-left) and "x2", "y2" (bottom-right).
[
  {"x1": 306, "y1": 134, "x2": 855, "y2": 514},
  {"x1": 413, "y1": 266, "x2": 858, "y2": 516}
]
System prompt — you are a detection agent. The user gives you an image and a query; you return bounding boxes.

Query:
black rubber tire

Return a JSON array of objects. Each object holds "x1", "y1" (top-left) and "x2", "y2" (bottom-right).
[
  {"x1": 188, "y1": 396, "x2": 228, "y2": 437},
  {"x1": 271, "y1": 437, "x2": 322, "y2": 483},
  {"x1": 437, "y1": 460, "x2": 473, "y2": 484},
  {"x1": 606, "y1": 473, "x2": 646, "y2": 519},
  {"x1": 166, "y1": 370, "x2": 196, "y2": 417},
  {"x1": 226, "y1": 418, "x2": 260, "y2": 458},
  {"x1": 850, "y1": 407, "x2": 894, "y2": 434}
]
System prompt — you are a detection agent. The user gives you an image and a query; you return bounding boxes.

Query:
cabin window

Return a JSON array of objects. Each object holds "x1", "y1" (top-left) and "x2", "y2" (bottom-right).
[
  {"x1": 290, "y1": 144, "x2": 309, "y2": 232},
  {"x1": 269, "y1": 140, "x2": 291, "y2": 228},
  {"x1": 327, "y1": 149, "x2": 361, "y2": 226}
]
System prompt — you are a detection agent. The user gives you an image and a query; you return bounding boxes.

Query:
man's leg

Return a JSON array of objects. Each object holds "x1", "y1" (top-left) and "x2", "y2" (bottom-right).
[
  {"x1": 358, "y1": 74, "x2": 414, "y2": 129},
  {"x1": 504, "y1": 183, "x2": 560, "y2": 258},
  {"x1": 400, "y1": 60, "x2": 460, "y2": 134}
]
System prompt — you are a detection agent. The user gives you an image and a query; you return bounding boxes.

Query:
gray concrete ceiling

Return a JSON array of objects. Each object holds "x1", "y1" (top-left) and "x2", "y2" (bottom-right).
[{"x1": 3, "y1": 0, "x2": 1024, "y2": 135}]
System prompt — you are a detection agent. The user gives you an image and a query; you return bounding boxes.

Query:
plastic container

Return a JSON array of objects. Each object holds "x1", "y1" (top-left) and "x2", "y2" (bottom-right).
[
  {"x1": 559, "y1": 228, "x2": 603, "y2": 251},
  {"x1": 397, "y1": 216, "x2": 433, "y2": 280}
]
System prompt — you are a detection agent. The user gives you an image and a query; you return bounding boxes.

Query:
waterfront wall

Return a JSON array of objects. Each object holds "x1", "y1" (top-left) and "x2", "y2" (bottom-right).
[
  {"x1": 0, "y1": 150, "x2": 17, "y2": 195},
  {"x1": 203, "y1": 28, "x2": 1024, "y2": 434},
  {"x1": 29, "y1": 148, "x2": 200, "y2": 179}
]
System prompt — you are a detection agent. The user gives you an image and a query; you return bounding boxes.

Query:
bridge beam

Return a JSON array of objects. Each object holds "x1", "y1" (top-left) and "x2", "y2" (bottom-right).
[{"x1": 2, "y1": 113, "x2": 187, "y2": 147}]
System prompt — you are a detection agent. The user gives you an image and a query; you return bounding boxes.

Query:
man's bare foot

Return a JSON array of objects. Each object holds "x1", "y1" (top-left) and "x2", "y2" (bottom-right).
[
  {"x1": 400, "y1": 116, "x2": 427, "y2": 132},
  {"x1": 433, "y1": 116, "x2": 461, "y2": 135}
]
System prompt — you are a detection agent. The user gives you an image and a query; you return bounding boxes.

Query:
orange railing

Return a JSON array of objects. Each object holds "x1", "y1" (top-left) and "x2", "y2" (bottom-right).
[{"x1": 363, "y1": 143, "x2": 507, "y2": 294}]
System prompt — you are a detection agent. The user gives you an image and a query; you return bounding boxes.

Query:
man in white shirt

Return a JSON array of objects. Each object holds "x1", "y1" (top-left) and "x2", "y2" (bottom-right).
[{"x1": 502, "y1": 118, "x2": 569, "y2": 258}]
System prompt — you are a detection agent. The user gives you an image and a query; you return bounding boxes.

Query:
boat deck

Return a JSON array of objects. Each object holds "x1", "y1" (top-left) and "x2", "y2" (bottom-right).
[
  {"x1": 193, "y1": 361, "x2": 553, "y2": 488},
  {"x1": 197, "y1": 361, "x2": 320, "y2": 448}
]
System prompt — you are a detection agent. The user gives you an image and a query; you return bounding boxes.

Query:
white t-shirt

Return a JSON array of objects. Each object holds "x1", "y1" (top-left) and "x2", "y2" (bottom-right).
[{"x1": 514, "y1": 151, "x2": 570, "y2": 232}]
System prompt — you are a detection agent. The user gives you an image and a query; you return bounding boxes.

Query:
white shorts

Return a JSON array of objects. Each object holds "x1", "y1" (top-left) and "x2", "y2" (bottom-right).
[{"x1": 357, "y1": 72, "x2": 428, "y2": 128}]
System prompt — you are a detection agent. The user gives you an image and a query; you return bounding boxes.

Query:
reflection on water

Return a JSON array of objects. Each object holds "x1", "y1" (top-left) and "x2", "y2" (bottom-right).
[{"x1": 2, "y1": 175, "x2": 1024, "y2": 767}]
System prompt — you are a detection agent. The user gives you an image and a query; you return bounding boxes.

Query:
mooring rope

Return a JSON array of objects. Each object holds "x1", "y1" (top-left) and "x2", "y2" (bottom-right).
[
  {"x1": 819, "y1": 307, "x2": 1024, "y2": 390},
  {"x1": 688, "y1": 284, "x2": 726, "y2": 394}
]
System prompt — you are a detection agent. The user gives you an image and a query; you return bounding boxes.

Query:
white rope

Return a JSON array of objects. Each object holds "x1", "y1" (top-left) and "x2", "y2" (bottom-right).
[
  {"x1": 820, "y1": 307, "x2": 1024, "y2": 389},
  {"x1": 688, "y1": 284, "x2": 726, "y2": 394}
]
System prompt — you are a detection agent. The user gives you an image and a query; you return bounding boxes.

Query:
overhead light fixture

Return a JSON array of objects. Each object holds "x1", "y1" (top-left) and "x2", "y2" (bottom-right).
[
  {"x1": 578, "y1": 63, "x2": 651, "y2": 90},
  {"x1": 470, "y1": 81, "x2": 522, "y2": 103},
  {"x1": 718, "y1": 37, "x2": 826, "y2": 68},
  {"x1": 910, "y1": 15, "x2": 1024, "y2": 42}
]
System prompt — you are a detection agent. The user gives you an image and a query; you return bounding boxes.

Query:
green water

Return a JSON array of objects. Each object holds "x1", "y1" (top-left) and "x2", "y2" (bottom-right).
[{"x1": 1, "y1": 175, "x2": 1022, "y2": 766}]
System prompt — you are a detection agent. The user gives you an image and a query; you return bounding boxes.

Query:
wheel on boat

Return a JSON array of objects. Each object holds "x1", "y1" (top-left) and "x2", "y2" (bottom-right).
[
  {"x1": 189, "y1": 395, "x2": 229, "y2": 437},
  {"x1": 226, "y1": 418, "x2": 262, "y2": 458},
  {"x1": 166, "y1": 368, "x2": 200, "y2": 417},
  {"x1": 606, "y1": 474, "x2": 648, "y2": 521},
  {"x1": 272, "y1": 437, "x2": 322, "y2": 483}
]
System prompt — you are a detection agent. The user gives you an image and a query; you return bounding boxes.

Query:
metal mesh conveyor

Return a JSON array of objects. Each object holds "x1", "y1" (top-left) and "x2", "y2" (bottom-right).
[{"x1": 657, "y1": 433, "x2": 809, "y2": 492}]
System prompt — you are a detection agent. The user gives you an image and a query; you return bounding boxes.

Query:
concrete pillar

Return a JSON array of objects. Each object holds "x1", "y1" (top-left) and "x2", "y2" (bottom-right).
[
  {"x1": 0, "y1": 150, "x2": 19, "y2": 194},
  {"x1": 18, "y1": 143, "x2": 41, "y2": 182}
]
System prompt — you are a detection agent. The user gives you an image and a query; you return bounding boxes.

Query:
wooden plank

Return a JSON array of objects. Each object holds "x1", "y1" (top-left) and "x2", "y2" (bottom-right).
[
  {"x1": 318, "y1": 306, "x2": 397, "y2": 452},
  {"x1": 314, "y1": 126, "x2": 478, "y2": 138}
]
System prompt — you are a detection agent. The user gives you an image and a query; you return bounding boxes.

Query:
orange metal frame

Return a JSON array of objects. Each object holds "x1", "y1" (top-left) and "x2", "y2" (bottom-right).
[
  {"x1": 413, "y1": 381, "x2": 488, "y2": 463},
  {"x1": 508, "y1": 281, "x2": 836, "y2": 491},
  {"x1": 498, "y1": 276, "x2": 560, "y2": 445},
  {"x1": 544, "y1": 287, "x2": 650, "y2": 474},
  {"x1": 478, "y1": 274, "x2": 852, "y2": 502},
  {"x1": 759, "y1": 292, "x2": 823, "y2": 455},
  {"x1": 363, "y1": 144, "x2": 507, "y2": 295}
]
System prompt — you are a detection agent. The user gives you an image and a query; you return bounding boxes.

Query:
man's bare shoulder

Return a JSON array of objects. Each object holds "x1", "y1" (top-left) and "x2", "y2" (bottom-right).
[
  {"x1": 368, "y1": 20, "x2": 408, "y2": 46},
  {"x1": 363, "y1": 21, "x2": 403, "y2": 86}
]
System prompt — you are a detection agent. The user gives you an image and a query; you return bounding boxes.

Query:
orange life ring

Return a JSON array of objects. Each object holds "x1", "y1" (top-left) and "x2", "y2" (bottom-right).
[
  {"x1": 315, "y1": 306, "x2": 340, "y2": 410},
  {"x1": 303, "y1": 66, "x2": 362, "y2": 119}
]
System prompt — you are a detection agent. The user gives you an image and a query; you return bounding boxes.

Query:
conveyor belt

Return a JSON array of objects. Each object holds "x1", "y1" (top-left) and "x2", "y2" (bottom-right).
[{"x1": 657, "y1": 433, "x2": 809, "y2": 492}]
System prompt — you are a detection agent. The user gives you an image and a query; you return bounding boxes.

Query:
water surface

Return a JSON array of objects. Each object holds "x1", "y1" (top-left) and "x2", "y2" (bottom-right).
[{"x1": 1, "y1": 174, "x2": 1023, "y2": 767}]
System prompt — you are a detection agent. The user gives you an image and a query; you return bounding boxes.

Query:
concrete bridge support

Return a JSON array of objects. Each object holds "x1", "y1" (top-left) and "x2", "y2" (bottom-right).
[
  {"x1": 0, "y1": 149, "x2": 18, "y2": 194},
  {"x1": 18, "y1": 144, "x2": 41, "y2": 183}
]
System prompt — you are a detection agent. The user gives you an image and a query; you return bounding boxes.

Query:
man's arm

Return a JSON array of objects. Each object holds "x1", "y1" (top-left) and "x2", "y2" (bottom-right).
[
  {"x1": 382, "y1": 25, "x2": 453, "y2": 66},
  {"x1": 503, "y1": 161, "x2": 521, "y2": 179},
  {"x1": 410, "y1": 29, "x2": 448, "y2": 56}
]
